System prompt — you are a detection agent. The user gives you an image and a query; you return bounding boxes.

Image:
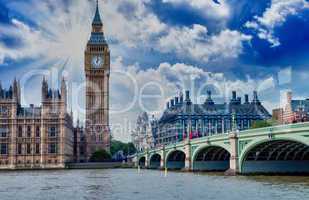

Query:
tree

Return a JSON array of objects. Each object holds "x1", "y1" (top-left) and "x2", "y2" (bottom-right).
[
  {"x1": 89, "y1": 149, "x2": 112, "y2": 162},
  {"x1": 110, "y1": 140, "x2": 137, "y2": 156},
  {"x1": 251, "y1": 120, "x2": 273, "y2": 129}
]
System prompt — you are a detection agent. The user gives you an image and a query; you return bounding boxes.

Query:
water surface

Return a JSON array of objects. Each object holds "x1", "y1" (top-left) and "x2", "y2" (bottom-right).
[{"x1": 0, "y1": 169, "x2": 308, "y2": 200}]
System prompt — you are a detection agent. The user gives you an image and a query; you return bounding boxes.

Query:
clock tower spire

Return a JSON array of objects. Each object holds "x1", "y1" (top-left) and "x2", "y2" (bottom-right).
[
  {"x1": 92, "y1": 0, "x2": 103, "y2": 31},
  {"x1": 84, "y1": 0, "x2": 111, "y2": 159}
]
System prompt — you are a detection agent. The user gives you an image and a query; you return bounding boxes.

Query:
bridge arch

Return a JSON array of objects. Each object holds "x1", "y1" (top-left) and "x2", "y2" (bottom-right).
[
  {"x1": 149, "y1": 153, "x2": 161, "y2": 169},
  {"x1": 138, "y1": 156, "x2": 146, "y2": 168},
  {"x1": 165, "y1": 150, "x2": 186, "y2": 170},
  {"x1": 192, "y1": 145, "x2": 231, "y2": 171},
  {"x1": 239, "y1": 138, "x2": 309, "y2": 174}
]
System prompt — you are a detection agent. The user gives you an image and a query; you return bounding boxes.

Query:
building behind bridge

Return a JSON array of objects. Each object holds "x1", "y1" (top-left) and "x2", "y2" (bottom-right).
[
  {"x1": 272, "y1": 91, "x2": 309, "y2": 124},
  {"x1": 151, "y1": 90, "x2": 271, "y2": 147},
  {"x1": 131, "y1": 112, "x2": 155, "y2": 152}
]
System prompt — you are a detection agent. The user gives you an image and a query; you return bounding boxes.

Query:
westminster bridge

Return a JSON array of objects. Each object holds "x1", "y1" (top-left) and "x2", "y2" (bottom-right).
[{"x1": 135, "y1": 122, "x2": 309, "y2": 174}]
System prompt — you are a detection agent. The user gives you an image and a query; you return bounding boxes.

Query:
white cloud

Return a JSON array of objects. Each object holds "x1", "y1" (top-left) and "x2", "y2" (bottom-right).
[
  {"x1": 103, "y1": 0, "x2": 166, "y2": 47},
  {"x1": 109, "y1": 57, "x2": 275, "y2": 141},
  {"x1": 0, "y1": 0, "x2": 248, "y2": 65},
  {"x1": 0, "y1": 0, "x2": 277, "y2": 142},
  {"x1": 159, "y1": 24, "x2": 252, "y2": 62},
  {"x1": 245, "y1": 0, "x2": 309, "y2": 47},
  {"x1": 162, "y1": 0, "x2": 230, "y2": 19}
]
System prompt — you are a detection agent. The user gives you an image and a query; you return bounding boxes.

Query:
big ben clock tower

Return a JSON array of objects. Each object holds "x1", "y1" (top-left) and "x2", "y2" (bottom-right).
[{"x1": 85, "y1": 0, "x2": 110, "y2": 158}]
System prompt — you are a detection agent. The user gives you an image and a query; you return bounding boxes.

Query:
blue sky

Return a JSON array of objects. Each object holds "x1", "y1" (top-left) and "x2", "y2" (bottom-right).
[{"x1": 1, "y1": 0, "x2": 309, "y2": 141}]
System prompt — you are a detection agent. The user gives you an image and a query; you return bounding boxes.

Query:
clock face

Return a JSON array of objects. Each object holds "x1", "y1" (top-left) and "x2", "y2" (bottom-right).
[{"x1": 91, "y1": 55, "x2": 104, "y2": 69}]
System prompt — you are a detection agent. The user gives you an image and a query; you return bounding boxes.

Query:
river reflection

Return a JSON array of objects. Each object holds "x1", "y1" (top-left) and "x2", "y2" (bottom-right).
[{"x1": 0, "y1": 169, "x2": 308, "y2": 200}]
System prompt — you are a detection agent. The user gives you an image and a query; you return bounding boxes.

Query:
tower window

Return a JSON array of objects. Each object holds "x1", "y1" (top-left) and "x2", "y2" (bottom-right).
[
  {"x1": 48, "y1": 127, "x2": 57, "y2": 137},
  {"x1": 0, "y1": 126, "x2": 8, "y2": 137},
  {"x1": 27, "y1": 126, "x2": 31, "y2": 138},
  {"x1": 26, "y1": 144, "x2": 31, "y2": 154},
  {"x1": 35, "y1": 143, "x2": 40, "y2": 154},
  {"x1": 36, "y1": 126, "x2": 40, "y2": 137},
  {"x1": 48, "y1": 143, "x2": 58, "y2": 154},
  {"x1": 0, "y1": 144, "x2": 8, "y2": 155},
  {"x1": 18, "y1": 126, "x2": 23, "y2": 137},
  {"x1": 17, "y1": 144, "x2": 22, "y2": 155}
]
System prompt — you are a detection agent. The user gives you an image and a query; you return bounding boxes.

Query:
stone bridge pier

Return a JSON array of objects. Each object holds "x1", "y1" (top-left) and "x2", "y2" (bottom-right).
[{"x1": 226, "y1": 133, "x2": 239, "y2": 175}]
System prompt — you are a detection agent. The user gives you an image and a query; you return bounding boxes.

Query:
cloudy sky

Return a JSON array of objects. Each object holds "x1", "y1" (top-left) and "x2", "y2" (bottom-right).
[{"x1": 0, "y1": 0, "x2": 309, "y2": 141}]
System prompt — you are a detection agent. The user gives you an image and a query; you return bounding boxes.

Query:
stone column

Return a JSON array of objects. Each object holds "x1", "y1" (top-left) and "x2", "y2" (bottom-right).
[
  {"x1": 184, "y1": 141, "x2": 191, "y2": 171},
  {"x1": 10, "y1": 102, "x2": 17, "y2": 169},
  {"x1": 225, "y1": 132, "x2": 239, "y2": 175},
  {"x1": 160, "y1": 146, "x2": 165, "y2": 169},
  {"x1": 145, "y1": 150, "x2": 149, "y2": 168},
  {"x1": 60, "y1": 117, "x2": 65, "y2": 167}
]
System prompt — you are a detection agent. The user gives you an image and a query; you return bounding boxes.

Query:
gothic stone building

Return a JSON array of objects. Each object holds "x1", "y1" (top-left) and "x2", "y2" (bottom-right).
[
  {"x1": 84, "y1": 1, "x2": 111, "y2": 159},
  {"x1": 0, "y1": 78, "x2": 74, "y2": 169},
  {"x1": 131, "y1": 112, "x2": 155, "y2": 152},
  {"x1": 151, "y1": 90, "x2": 271, "y2": 146}
]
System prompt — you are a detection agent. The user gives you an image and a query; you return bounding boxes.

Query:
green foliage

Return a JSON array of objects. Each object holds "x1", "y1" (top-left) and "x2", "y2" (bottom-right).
[
  {"x1": 89, "y1": 149, "x2": 112, "y2": 162},
  {"x1": 110, "y1": 140, "x2": 137, "y2": 156},
  {"x1": 251, "y1": 120, "x2": 273, "y2": 129}
]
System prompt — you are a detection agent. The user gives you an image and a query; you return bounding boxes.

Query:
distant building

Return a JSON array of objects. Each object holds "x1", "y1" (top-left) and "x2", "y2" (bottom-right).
[
  {"x1": 273, "y1": 91, "x2": 309, "y2": 124},
  {"x1": 152, "y1": 90, "x2": 271, "y2": 147},
  {"x1": 131, "y1": 112, "x2": 155, "y2": 152},
  {"x1": 73, "y1": 119, "x2": 87, "y2": 163},
  {"x1": 112, "y1": 150, "x2": 125, "y2": 161},
  {"x1": 0, "y1": 78, "x2": 74, "y2": 169}
]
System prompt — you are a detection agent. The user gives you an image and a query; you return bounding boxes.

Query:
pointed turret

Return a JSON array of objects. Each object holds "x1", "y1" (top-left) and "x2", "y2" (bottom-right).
[
  {"x1": 77, "y1": 118, "x2": 80, "y2": 128},
  {"x1": 88, "y1": 0, "x2": 106, "y2": 44},
  {"x1": 92, "y1": 0, "x2": 103, "y2": 27},
  {"x1": 61, "y1": 77, "x2": 67, "y2": 106},
  {"x1": 13, "y1": 78, "x2": 18, "y2": 101},
  {"x1": 41, "y1": 77, "x2": 48, "y2": 101},
  {"x1": 0, "y1": 81, "x2": 3, "y2": 98},
  {"x1": 179, "y1": 91, "x2": 184, "y2": 104}
]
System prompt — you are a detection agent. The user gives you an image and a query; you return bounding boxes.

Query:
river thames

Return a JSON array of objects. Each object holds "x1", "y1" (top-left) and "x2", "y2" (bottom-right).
[{"x1": 0, "y1": 169, "x2": 308, "y2": 200}]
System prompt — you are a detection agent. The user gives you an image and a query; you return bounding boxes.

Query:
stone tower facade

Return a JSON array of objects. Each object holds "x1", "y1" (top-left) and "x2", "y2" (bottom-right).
[{"x1": 84, "y1": 1, "x2": 110, "y2": 158}]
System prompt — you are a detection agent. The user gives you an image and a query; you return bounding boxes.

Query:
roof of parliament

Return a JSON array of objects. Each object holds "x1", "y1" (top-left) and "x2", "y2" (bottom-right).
[{"x1": 159, "y1": 90, "x2": 271, "y2": 123}]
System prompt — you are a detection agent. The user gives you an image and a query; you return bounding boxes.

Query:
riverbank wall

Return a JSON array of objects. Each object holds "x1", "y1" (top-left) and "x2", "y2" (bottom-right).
[{"x1": 66, "y1": 162, "x2": 134, "y2": 169}]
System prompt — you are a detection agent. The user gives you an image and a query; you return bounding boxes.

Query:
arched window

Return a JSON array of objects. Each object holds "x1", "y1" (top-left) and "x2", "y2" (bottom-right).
[
  {"x1": 27, "y1": 126, "x2": 31, "y2": 138},
  {"x1": 36, "y1": 126, "x2": 40, "y2": 138},
  {"x1": 18, "y1": 126, "x2": 23, "y2": 137}
]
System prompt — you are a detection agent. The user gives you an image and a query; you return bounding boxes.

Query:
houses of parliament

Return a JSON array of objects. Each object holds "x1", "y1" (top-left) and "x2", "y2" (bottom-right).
[{"x1": 0, "y1": 2, "x2": 110, "y2": 169}]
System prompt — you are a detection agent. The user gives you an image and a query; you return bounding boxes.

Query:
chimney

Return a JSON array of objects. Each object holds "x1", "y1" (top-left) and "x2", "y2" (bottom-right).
[
  {"x1": 185, "y1": 90, "x2": 191, "y2": 105},
  {"x1": 175, "y1": 97, "x2": 179, "y2": 105},
  {"x1": 171, "y1": 99, "x2": 175, "y2": 107},
  {"x1": 207, "y1": 90, "x2": 212, "y2": 99},
  {"x1": 253, "y1": 91, "x2": 259, "y2": 101},
  {"x1": 185, "y1": 90, "x2": 190, "y2": 100},
  {"x1": 237, "y1": 97, "x2": 241, "y2": 104},
  {"x1": 244, "y1": 94, "x2": 249, "y2": 104},
  {"x1": 180, "y1": 92, "x2": 184, "y2": 104},
  {"x1": 232, "y1": 91, "x2": 237, "y2": 100}
]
